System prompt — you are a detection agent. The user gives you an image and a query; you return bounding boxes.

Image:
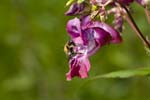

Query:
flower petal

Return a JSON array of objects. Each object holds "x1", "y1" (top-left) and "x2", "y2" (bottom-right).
[
  {"x1": 65, "y1": 3, "x2": 85, "y2": 16},
  {"x1": 89, "y1": 22, "x2": 122, "y2": 43},
  {"x1": 90, "y1": 0, "x2": 107, "y2": 5},
  {"x1": 94, "y1": 28, "x2": 112, "y2": 45},
  {"x1": 113, "y1": 16, "x2": 123, "y2": 32},
  {"x1": 118, "y1": 0, "x2": 134, "y2": 5},
  {"x1": 136, "y1": 0, "x2": 149, "y2": 7},
  {"x1": 65, "y1": 3, "x2": 78, "y2": 16},
  {"x1": 81, "y1": 28, "x2": 95, "y2": 45},
  {"x1": 80, "y1": 15, "x2": 92, "y2": 29},
  {"x1": 66, "y1": 55, "x2": 90, "y2": 81},
  {"x1": 82, "y1": 28, "x2": 112, "y2": 56},
  {"x1": 66, "y1": 18, "x2": 81, "y2": 38},
  {"x1": 81, "y1": 28, "x2": 111, "y2": 46}
]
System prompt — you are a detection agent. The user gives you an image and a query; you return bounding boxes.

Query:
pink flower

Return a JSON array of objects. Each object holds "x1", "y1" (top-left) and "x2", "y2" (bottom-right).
[
  {"x1": 136, "y1": 0, "x2": 150, "y2": 7},
  {"x1": 66, "y1": 16, "x2": 122, "y2": 80},
  {"x1": 65, "y1": 2, "x2": 85, "y2": 16},
  {"x1": 118, "y1": 0, "x2": 134, "y2": 5}
]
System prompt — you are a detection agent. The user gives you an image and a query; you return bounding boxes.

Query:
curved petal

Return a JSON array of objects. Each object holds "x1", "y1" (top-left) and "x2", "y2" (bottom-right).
[
  {"x1": 82, "y1": 28, "x2": 112, "y2": 56},
  {"x1": 65, "y1": 3, "x2": 85, "y2": 16},
  {"x1": 81, "y1": 28, "x2": 95, "y2": 45},
  {"x1": 118, "y1": 0, "x2": 134, "y2": 5},
  {"x1": 80, "y1": 15, "x2": 92, "y2": 29},
  {"x1": 66, "y1": 18, "x2": 81, "y2": 38},
  {"x1": 93, "y1": 28, "x2": 112, "y2": 46},
  {"x1": 89, "y1": 22, "x2": 122, "y2": 43},
  {"x1": 72, "y1": 37, "x2": 84, "y2": 44},
  {"x1": 65, "y1": 3, "x2": 78, "y2": 16},
  {"x1": 81, "y1": 28, "x2": 111, "y2": 46},
  {"x1": 66, "y1": 55, "x2": 90, "y2": 81}
]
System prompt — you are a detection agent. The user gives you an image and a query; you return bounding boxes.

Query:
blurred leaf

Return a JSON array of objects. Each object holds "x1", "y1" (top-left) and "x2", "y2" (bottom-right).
[
  {"x1": 77, "y1": 0, "x2": 84, "y2": 4},
  {"x1": 89, "y1": 68, "x2": 150, "y2": 80},
  {"x1": 145, "y1": 46, "x2": 150, "y2": 56},
  {"x1": 2, "y1": 73, "x2": 35, "y2": 91},
  {"x1": 66, "y1": 0, "x2": 75, "y2": 6}
]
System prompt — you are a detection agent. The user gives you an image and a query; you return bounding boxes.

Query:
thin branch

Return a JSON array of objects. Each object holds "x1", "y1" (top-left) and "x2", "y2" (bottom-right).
[
  {"x1": 144, "y1": 8, "x2": 150, "y2": 24},
  {"x1": 122, "y1": 5, "x2": 150, "y2": 48}
]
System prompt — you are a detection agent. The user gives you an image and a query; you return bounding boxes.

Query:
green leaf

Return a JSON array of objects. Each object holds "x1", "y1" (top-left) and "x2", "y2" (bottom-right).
[
  {"x1": 145, "y1": 46, "x2": 150, "y2": 56},
  {"x1": 77, "y1": 0, "x2": 84, "y2": 4},
  {"x1": 89, "y1": 68, "x2": 150, "y2": 80},
  {"x1": 66, "y1": 0, "x2": 75, "y2": 6},
  {"x1": 92, "y1": 5, "x2": 97, "y2": 11}
]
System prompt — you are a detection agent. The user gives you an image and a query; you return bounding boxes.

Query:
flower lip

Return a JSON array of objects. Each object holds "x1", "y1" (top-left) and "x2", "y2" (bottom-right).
[{"x1": 66, "y1": 55, "x2": 90, "y2": 81}]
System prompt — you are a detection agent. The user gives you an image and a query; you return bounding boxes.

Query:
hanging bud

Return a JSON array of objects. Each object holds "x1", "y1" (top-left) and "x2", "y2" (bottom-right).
[{"x1": 136, "y1": 0, "x2": 150, "y2": 7}]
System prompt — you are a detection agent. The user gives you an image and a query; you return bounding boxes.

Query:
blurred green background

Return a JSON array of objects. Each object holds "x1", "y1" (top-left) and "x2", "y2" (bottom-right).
[{"x1": 0, "y1": 0, "x2": 150, "y2": 100}]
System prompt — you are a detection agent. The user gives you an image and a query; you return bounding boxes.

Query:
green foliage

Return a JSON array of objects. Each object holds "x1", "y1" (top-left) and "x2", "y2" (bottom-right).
[
  {"x1": 0, "y1": 0, "x2": 150, "y2": 100},
  {"x1": 89, "y1": 68, "x2": 150, "y2": 80},
  {"x1": 145, "y1": 46, "x2": 150, "y2": 56},
  {"x1": 77, "y1": 0, "x2": 85, "y2": 4},
  {"x1": 66, "y1": 0, "x2": 75, "y2": 6}
]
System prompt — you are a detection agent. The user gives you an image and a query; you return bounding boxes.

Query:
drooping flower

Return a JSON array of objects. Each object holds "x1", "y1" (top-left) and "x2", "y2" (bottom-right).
[
  {"x1": 118, "y1": 0, "x2": 150, "y2": 7},
  {"x1": 90, "y1": 0, "x2": 134, "y2": 6},
  {"x1": 90, "y1": 0, "x2": 107, "y2": 5},
  {"x1": 118, "y1": 0, "x2": 134, "y2": 5},
  {"x1": 107, "y1": 6, "x2": 125, "y2": 32},
  {"x1": 136, "y1": 0, "x2": 150, "y2": 7},
  {"x1": 65, "y1": 2, "x2": 86, "y2": 16},
  {"x1": 113, "y1": 16, "x2": 123, "y2": 32},
  {"x1": 66, "y1": 16, "x2": 122, "y2": 80}
]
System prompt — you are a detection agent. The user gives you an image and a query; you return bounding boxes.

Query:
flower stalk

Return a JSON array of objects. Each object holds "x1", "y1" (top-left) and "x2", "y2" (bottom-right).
[
  {"x1": 144, "y1": 8, "x2": 150, "y2": 23},
  {"x1": 122, "y1": 5, "x2": 150, "y2": 48}
]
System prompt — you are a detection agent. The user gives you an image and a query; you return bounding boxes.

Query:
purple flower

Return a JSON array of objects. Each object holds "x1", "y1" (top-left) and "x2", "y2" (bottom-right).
[
  {"x1": 66, "y1": 16, "x2": 122, "y2": 80},
  {"x1": 113, "y1": 16, "x2": 123, "y2": 32},
  {"x1": 90, "y1": 0, "x2": 134, "y2": 6},
  {"x1": 118, "y1": 0, "x2": 150, "y2": 7},
  {"x1": 118, "y1": 0, "x2": 134, "y2": 5},
  {"x1": 65, "y1": 2, "x2": 85, "y2": 16},
  {"x1": 90, "y1": 0, "x2": 107, "y2": 5},
  {"x1": 136, "y1": 0, "x2": 150, "y2": 7},
  {"x1": 109, "y1": 7, "x2": 124, "y2": 32}
]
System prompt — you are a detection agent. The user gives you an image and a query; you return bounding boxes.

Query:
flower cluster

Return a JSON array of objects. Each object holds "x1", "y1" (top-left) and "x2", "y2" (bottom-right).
[{"x1": 64, "y1": 0, "x2": 150, "y2": 81}]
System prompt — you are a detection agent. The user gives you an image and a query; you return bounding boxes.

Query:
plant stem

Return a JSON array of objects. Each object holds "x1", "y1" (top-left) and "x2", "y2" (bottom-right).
[
  {"x1": 123, "y1": 6, "x2": 150, "y2": 48},
  {"x1": 144, "y1": 8, "x2": 150, "y2": 24}
]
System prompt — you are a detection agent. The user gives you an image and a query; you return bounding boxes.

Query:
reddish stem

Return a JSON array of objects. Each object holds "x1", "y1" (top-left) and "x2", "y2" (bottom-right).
[
  {"x1": 123, "y1": 6, "x2": 150, "y2": 48},
  {"x1": 144, "y1": 8, "x2": 150, "y2": 24}
]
